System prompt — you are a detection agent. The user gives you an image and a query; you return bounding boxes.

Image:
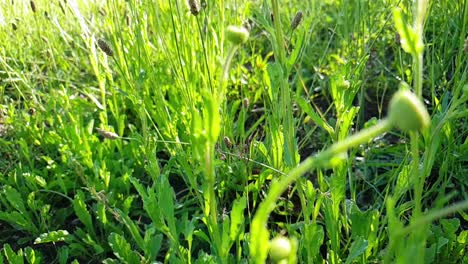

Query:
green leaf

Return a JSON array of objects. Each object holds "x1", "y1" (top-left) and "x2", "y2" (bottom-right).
[
  {"x1": 0, "y1": 211, "x2": 38, "y2": 234},
  {"x1": 229, "y1": 196, "x2": 247, "y2": 242},
  {"x1": 96, "y1": 202, "x2": 107, "y2": 225},
  {"x1": 3, "y1": 244, "x2": 24, "y2": 264},
  {"x1": 108, "y1": 233, "x2": 141, "y2": 264},
  {"x1": 72, "y1": 191, "x2": 94, "y2": 235},
  {"x1": 203, "y1": 93, "x2": 220, "y2": 144},
  {"x1": 58, "y1": 247, "x2": 69, "y2": 264},
  {"x1": 3, "y1": 186, "x2": 26, "y2": 213},
  {"x1": 303, "y1": 223, "x2": 324, "y2": 262},
  {"x1": 440, "y1": 218, "x2": 460, "y2": 241},
  {"x1": 250, "y1": 214, "x2": 270, "y2": 263},
  {"x1": 34, "y1": 230, "x2": 70, "y2": 244},
  {"x1": 24, "y1": 247, "x2": 41, "y2": 264},
  {"x1": 287, "y1": 30, "x2": 306, "y2": 72},
  {"x1": 143, "y1": 228, "x2": 163, "y2": 262},
  {"x1": 266, "y1": 62, "x2": 283, "y2": 102},
  {"x1": 345, "y1": 236, "x2": 368, "y2": 264},
  {"x1": 393, "y1": 8, "x2": 423, "y2": 55},
  {"x1": 158, "y1": 175, "x2": 178, "y2": 240},
  {"x1": 113, "y1": 208, "x2": 145, "y2": 251},
  {"x1": 296, "y1": 96, "x2": 334, "y2": 136}
]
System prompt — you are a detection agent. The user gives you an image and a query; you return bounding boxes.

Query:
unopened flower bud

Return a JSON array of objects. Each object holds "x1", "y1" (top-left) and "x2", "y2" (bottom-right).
[
  {"x1": 226, "y1": 26, "x2": 249, "y2": 45},
  {"x1": 269, "y1": 236, "x2": 291, "y2": 262},
  {"x1": 388, "y1": 90, "x2": 430, "y2": 132}
]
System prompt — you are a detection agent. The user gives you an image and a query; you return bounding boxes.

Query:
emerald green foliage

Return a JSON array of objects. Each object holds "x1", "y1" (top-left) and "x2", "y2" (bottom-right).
[{"x1": 0, "y1": 0, "x2": 467, "y2": 263}]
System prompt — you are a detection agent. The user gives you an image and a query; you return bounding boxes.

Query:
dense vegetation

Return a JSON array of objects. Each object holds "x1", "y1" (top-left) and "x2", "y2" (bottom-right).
[{"x1": 0, "y1": 0, "x2": 467, "y2": 263}]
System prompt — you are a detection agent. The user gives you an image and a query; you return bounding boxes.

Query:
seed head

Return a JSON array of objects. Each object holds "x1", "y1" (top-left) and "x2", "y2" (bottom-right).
[
  {"x1": 96, "y1": 128, "x2": 119, "y2": 140},
  {"x1": 226, "y1": 25, "x2": 250, "y2": 45},
  {"x1": 388, "y1": 89, "x2": 430, "y2": 132},
  {"x1": 243, "y1": 97, "x2": 250, "y2": 108},
  {"x1": 188, "y1": 0, "x2": 200, "y2": 16},
  {"x1": 97, "y1": 38, "x2": 114, "y2": 56},
  {"x1": 30, "y1": 1, "x2": 36, "y2": 13},
  {"x1": 290, "y1": 11, "x2": 303, "y2": 30},
  {"x1": 223, "y1": 136, "x2": 232, "y2": 148}
]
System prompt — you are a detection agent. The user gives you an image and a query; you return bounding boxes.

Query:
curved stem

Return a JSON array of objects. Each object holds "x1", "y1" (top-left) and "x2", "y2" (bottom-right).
[{"x1": 250, "y1": 119, "x2": 393, "y2": 263}]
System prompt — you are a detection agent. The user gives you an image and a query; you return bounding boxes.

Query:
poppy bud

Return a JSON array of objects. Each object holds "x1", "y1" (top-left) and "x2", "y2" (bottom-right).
[
  {"x1": 388, "y1": 90, "x2": 430, "y2": 132},
  {"x1": 226, "y1": 26, "x2": 249, "y2": 45}
]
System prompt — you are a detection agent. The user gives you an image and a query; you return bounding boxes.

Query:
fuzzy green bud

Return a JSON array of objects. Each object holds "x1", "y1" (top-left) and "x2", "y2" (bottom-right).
[
  {"x1": 226, "y1": 26, "x2": 249, "y2": 45},
  {"x1": 269, "y1": 236, "x2": 291, "y2": 262},
  {"x1": 388, "y1": 90, "x2": 430, "y2": 132}
]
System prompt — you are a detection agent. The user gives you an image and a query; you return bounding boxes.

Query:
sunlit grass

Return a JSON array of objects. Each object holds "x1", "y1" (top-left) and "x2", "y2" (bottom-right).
[{"x1": 0, "y1": 0, "x2": 466, "y2": 263}]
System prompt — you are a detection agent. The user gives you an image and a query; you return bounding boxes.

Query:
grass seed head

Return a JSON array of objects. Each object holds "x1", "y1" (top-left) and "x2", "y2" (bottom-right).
[
  {"x1": 290, "y1": 11, "x2": 303, "y2": 30},
  {"x1": 243, "y1": 97, "x2": 250, "y2": 108},
  {"x1": 388, "y1": 89, "x2": 430, "y2": 132},
  {"x1": 97, "y1": 39, "x2": 114, "y2": 56},
  {"x1": 30, "y1": 1, "x2": 36, "y2": 13},
  {"x1": 96, "y1": 128, "x2": 119, "y2": 140},
  {"x1": 226, "y1": 25, "x2": 250, "y2": 45},
  {"x1": 188, "y1": 0, "x2": 200, "y2": 16},
  {"x1": 223, "y1": 136, "x2": 232, "y2": 148}
]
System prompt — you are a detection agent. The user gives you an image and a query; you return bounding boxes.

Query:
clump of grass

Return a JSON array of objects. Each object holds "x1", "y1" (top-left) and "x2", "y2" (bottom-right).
[{"x1": 0, "y1": 0, "x2": 466, "y2": 263}]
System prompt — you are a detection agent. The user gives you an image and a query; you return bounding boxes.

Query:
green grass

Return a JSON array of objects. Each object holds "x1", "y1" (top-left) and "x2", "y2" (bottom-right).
[{"x1": 0, "y1": 0, "x2": 467, "y2": 263}]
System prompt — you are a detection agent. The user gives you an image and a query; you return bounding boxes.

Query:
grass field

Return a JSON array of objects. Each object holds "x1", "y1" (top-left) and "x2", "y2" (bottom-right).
[{"x1": 0, "y1": 0, "x2": 467, "y2": 263}]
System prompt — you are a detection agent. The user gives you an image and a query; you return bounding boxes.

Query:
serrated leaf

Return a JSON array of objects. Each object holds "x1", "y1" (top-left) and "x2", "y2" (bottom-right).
[
  {"x1": 108, "y1": 233, "x2": 141, "y2": 264},
  {"x1": 3, "y1": 244, "x2": 24, "y2": 264},
  {"x1": 158, "y1": 176, "x2": 177, "y2": 238},
  {"x1": 345, "y1": 236, "x2": 368, "y2": 264},
  {"x1": 304, "y1": 223, "x2": 324, "y2": 262},
  {"x1": 143, "y1": 228, "x2": 163, "y2": 262},
  {"x1": 113, "y1": 208, "x2": 145, "y2": 251},
  {"x1": 296, "y1": 96, "x2": 334, "y2": 135},
  {"x1": 0, "y1": 211, "x2": 37, "y2": 234},
  {"x1": 96, "y1": 202, "x2": 107, "y2": 225},
  {"x1": 34, "y1": 230, "x2": 70, "y2": 244},
  {"x1": 72, "y1": 191, "x2": 94, "y2": 235},
  {"x1": 25, "y1": 247, "x2": 41, "y2": 264},
  {"x1": 229, "y1": 196, "x2": 246, "y2": 242},
  {"x1": 393, "y1": 8, "x2": 423, "y2": 55},
  {"x1": 3, "y1": 186, "x2": 26, "y2": 213},
  {"x1": 440, "y1": 218, "x2": 460, "y2": 241}
]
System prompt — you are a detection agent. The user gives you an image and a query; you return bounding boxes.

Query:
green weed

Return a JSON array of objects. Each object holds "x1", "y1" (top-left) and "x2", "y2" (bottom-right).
[{"x1": 0, "y1": 0, "x2": 466, "y2": 263}]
